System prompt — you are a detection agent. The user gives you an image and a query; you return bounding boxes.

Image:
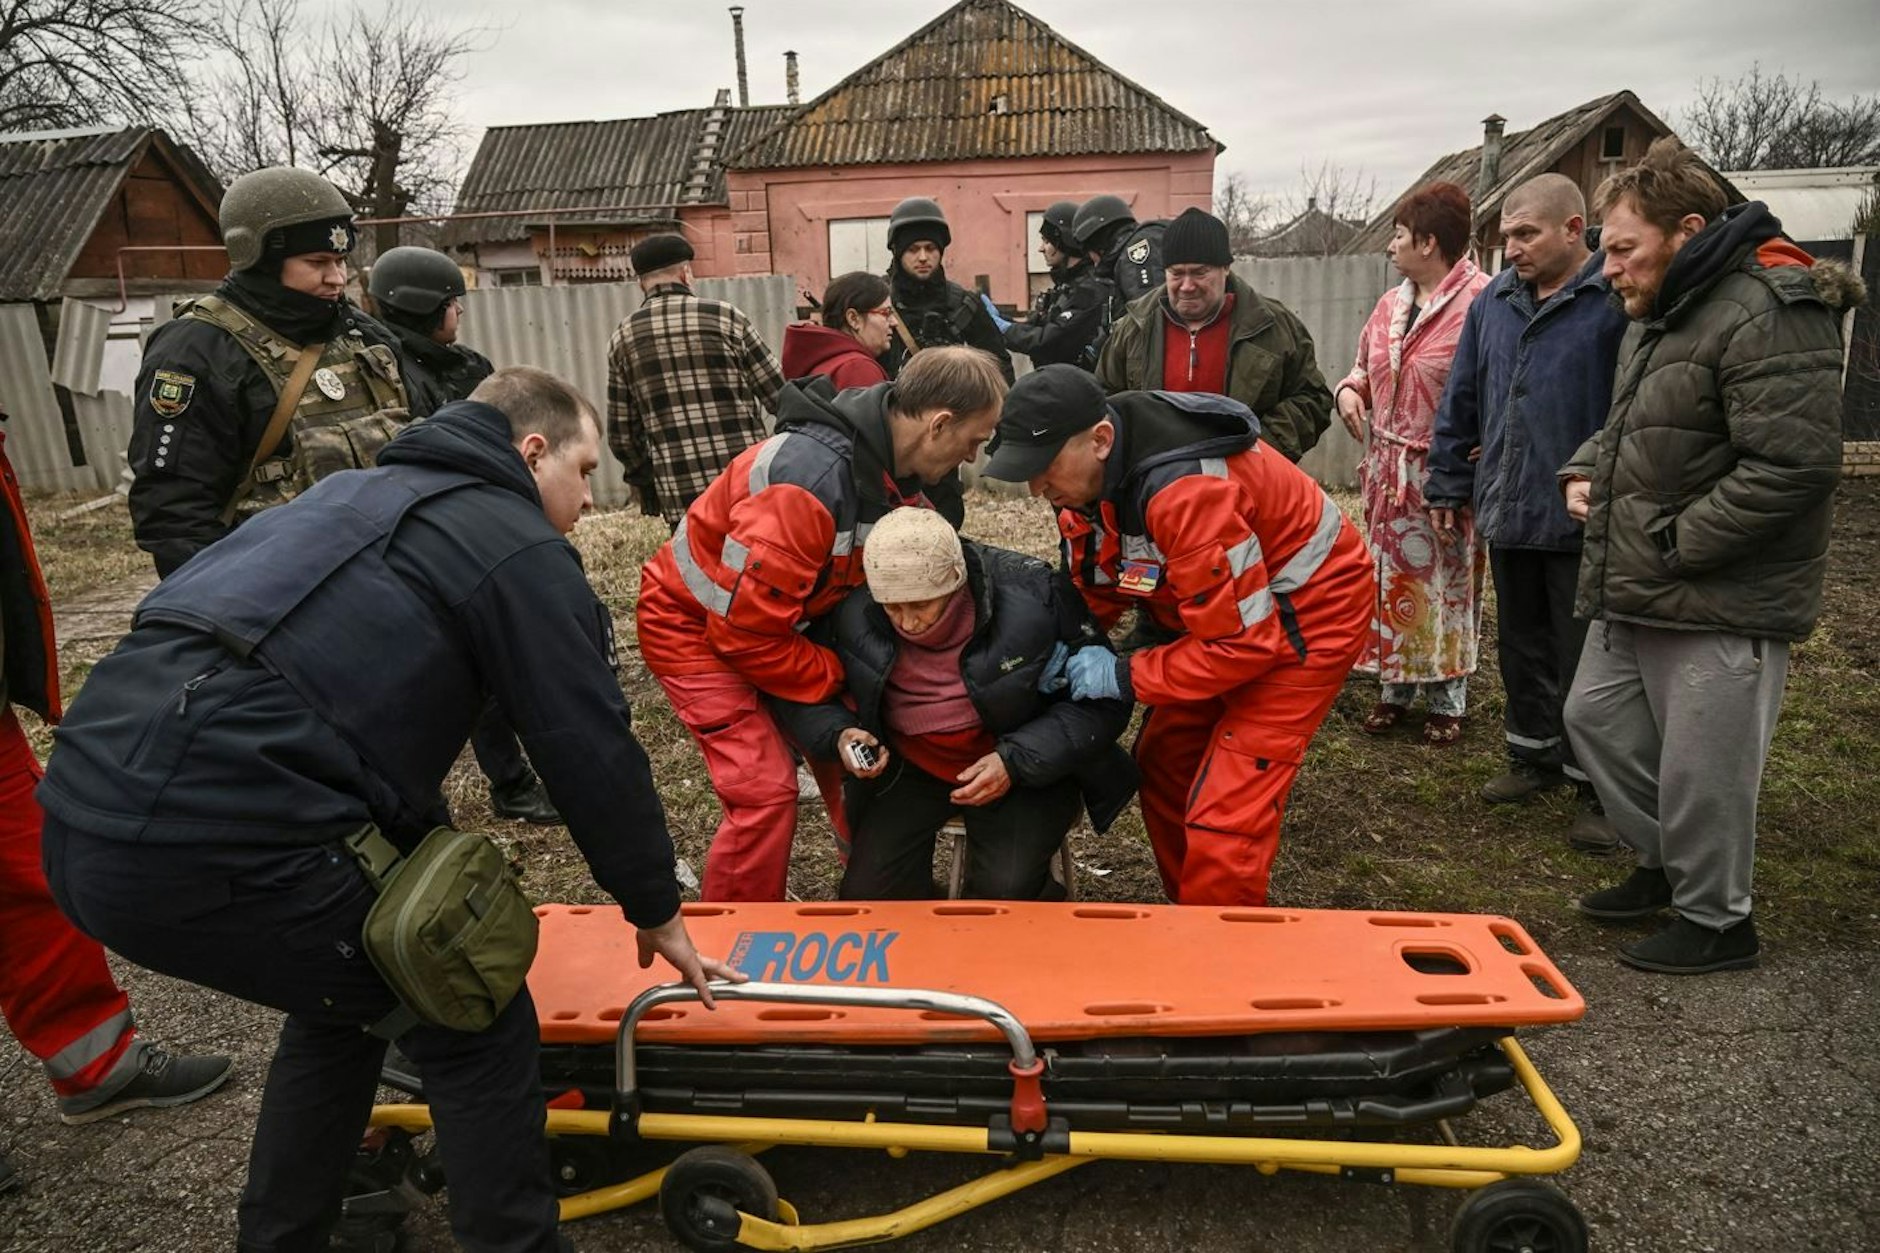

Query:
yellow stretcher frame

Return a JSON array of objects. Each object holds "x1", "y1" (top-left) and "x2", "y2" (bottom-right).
[{"x1": 366, "y1": 981, "x2": 1582, "y2": 1251}]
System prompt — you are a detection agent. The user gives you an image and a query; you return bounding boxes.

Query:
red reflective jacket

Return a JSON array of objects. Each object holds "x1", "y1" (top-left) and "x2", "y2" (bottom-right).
[
  {"x1": 0, "y1": 429, "x2": 61, "y2": 721},
  {"x1": 637, "y1": 380, "x2": 932, "y2": 704}
]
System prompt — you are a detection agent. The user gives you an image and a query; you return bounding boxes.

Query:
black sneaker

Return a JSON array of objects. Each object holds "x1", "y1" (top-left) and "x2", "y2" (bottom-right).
[
  {"x1": 1577, "y1": 866, "x2": 1672, "y2": 922},
  {"x1": 58, "y1": 1043, "x2": 233, "y2": 1125},
  {"x1": 490, "y1": 773, "x2": 562, "y2": 825},
  {"x1": 1620, "y1": 914, "x2": 1760, "y2": 975},
  {"x1": 1480, "y1": 759, "x2": 1567, "y2": 804},
  {"x1": 1565, "y1": 791, "x2": 1619, "y2": 854}
]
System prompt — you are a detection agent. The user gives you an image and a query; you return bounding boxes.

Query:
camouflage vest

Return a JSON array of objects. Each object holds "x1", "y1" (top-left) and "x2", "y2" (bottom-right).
[{"x1": 180, "y1": 294, "x2": 410, "y2": 515}]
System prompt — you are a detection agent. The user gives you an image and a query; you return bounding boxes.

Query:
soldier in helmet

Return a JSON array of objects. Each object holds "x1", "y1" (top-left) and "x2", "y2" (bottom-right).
[
  {"x1": 128, "y1": 166, "x2": 409, "y2": 578},
  {"x1": 367, "y1": 247, "x2": 561, "y2": 827},
  {"x1": 981, "y1": 200, "x2": 1112, "y2": 371},
  {"x1": 1074, "y1": 194, "x2": 1168, "y2": 321},
  {"x1": 880, "y1": 196, "x2": 1014, "y2": 385}
]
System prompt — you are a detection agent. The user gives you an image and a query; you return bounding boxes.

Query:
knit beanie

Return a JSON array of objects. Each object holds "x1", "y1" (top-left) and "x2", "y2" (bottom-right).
[
  {"x1": 863, "y1": 507, "x2": 966, "y2": 603},
  {"x1": 1161, "y1": 207, "x2": 1233, "y2": 267},
  {"x1": 630, "y1": 233, "x2": 693, "y2": 276}
]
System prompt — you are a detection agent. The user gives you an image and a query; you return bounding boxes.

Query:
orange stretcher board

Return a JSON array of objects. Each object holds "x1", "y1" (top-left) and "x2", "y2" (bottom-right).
[{"x1": 528, "y1": 901, "x2": 1584, "y2": 1047}]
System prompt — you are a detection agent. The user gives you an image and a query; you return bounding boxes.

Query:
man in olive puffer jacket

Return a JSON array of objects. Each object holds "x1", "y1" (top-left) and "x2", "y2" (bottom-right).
[{"x1": 1559, "y1": 137, "x2": 1865, "y2": 975}]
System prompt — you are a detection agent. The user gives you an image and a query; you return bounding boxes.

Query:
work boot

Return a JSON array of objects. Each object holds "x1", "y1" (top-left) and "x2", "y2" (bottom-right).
[
  {"x1": 490, "y1": 771, "x2": 561, "y2": 825},
  {"x1": 58, "y1": 1042, "x2": 233, "y2": 1125},
  {"x1": 1620, "y1": 914, "x2": 1760, "y2": 975},
  {"x1": 1577, "y1": 865, "x2": 1673, "y2": 922},
  {"x1": 1565, "y1": 787, "x2": 1619, "y2": 853},
  {"x1": 1479, "y1": 758, "x2": 1567, "y2": 804}
]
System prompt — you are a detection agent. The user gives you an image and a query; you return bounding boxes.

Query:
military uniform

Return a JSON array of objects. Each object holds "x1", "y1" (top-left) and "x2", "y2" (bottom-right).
[
  {"x1": 385, "y1": 321, "x2": 493, "y2": 419},
  {"x1": 1001, "y1": 261, "x2": 1113, "y2": 370}
]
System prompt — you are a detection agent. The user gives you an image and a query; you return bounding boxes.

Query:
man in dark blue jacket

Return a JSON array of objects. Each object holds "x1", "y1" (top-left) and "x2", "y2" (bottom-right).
[
  {"x1": 39, "y1": 367, "x2": 734, "y2": 1253},
  {"x1": 1424, "y1": 175, "x2": 1629, "y2": 852}
]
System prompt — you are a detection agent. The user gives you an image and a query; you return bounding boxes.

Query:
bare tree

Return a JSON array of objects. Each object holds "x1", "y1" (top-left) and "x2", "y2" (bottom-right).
[
  {"x1": 1682, "y1": 65, "x2": 1880, "y2": 170},
  {"x1": 0, "y1": 0, "x2": 202, "y2": 130},
  {"x1": 1214, "y1": 172, "x2": 1273, "y2": 255},
  {"x1": 178, "y1": 0, "x2": 485, "y2": 254},
  {"x1": 1260, "y1": 161, "x2": 1378, "y2": 257}
]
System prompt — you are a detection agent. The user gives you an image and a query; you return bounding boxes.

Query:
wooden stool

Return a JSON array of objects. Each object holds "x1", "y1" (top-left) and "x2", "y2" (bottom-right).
[{"x1": 941, "y1": 819, "x2": 1076, "y2": 901}]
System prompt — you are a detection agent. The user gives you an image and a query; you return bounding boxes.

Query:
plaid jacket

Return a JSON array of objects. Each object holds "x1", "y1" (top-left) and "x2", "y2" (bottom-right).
[{"x1": 607, "y1": 283, "x2": 786, "y2": 525}]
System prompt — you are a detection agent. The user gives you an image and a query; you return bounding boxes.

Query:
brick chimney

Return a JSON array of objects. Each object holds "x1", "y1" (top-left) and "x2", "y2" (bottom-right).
[
  {"x1": 785, "y1": 50, "x2": 799, "y2": 105},
  {"x1": 1476, "y1": 114, "x2": 1507, "y2": 203},
  {"x1": 729, "y1": 7, "x2": 750, "y2": 107}
]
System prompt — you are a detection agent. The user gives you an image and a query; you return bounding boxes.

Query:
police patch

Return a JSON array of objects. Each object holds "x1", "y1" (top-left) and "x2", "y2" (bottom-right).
[
  {"x1": 313, "y1": 367, "x2": 347, "y2": 401},
  {"x1": 149, "y1": 369, "x2": 195, "y2": 418},
  {"x1": 329, "y1": 224, "x2": 351, "y2": 251},
  {"x1": 1127, "y1": 238, "x2": 1152, "y2": 266}
]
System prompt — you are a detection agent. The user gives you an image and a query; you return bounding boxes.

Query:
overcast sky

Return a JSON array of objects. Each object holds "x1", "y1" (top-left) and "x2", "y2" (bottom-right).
[{"x1": 406, "y1": 0, "x2": 1878, "y2": 200}]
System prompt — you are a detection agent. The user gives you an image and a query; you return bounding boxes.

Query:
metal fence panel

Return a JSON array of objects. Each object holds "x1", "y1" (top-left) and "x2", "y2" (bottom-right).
[
  {"x1": 72, "y1": 391, "x2": 134, "y2": 492},
  {"x1": 52, "y1": 297, "x2": 112, "y2": 396},
  {"x1": 0, "y1": 303, "x2": 93, "y2": 491},
  {"x1": 1234, "y1": 254, "x2": 1394, "y2": 489}
]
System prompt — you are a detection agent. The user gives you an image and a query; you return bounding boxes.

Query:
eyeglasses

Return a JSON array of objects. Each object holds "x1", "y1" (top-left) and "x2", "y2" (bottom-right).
[{"x1": 867, "y1": 305, "x2": 896, "y2": 321}]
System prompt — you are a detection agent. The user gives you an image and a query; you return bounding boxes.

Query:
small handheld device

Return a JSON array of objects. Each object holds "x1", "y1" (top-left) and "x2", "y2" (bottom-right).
[{"x1": 844, "y1": 739, "x2": 880, "y2": 772}]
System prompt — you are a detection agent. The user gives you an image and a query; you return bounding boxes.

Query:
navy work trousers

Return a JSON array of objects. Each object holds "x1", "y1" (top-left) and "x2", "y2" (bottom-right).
[{"x1": 42, "y1": 819, "x2": 559, "y2": 1253}]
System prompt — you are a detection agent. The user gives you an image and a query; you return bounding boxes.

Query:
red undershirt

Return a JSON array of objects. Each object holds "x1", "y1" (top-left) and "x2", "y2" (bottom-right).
[{"x1": 1161, "y1": 292, "x2": 1236, "y2": 393}]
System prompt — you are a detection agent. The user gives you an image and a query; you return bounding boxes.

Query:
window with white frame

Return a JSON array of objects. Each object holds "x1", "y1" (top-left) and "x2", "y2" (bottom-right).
[
  {"x1": 828, "y1": 217, "x2": 892, "y2": 278},
  {"x1": 1026, "y1": 210, "x2": 1050, "y2": 275}
]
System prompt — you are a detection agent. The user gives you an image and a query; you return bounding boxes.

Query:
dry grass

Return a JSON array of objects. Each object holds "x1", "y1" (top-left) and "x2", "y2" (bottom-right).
[{"x1": 24, "y1": 482, "x2": 1880, "y2": 950}]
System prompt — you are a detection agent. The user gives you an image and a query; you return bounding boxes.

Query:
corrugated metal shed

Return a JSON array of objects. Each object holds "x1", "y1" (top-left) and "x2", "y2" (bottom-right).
[
  {"x1": 0, "y1": 127, "x2": 151, "y2": 303},
  {"x1": 444, "y1": 106, "x2": 793, "y2": 249},
  {"x1": 1344, "y1": 92, "x2": 1692, "y2": 254},
  {"x1": 726, "y1": 0, "x2": 1216, "y2": 170}
]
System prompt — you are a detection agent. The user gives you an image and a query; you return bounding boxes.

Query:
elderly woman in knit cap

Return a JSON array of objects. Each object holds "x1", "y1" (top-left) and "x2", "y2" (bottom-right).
[{"x1": 773, "y1": 508, "x2": 1137, "y2": 900}]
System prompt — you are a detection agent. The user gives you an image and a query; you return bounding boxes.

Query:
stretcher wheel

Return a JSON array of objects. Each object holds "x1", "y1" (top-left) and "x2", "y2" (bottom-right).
[
  {"x1": 1450, "y1": 1179, "x2": 1588, "y2": 1253},
  {"x1": 659, "y1": 1146, "x2": 780, "y2": 1251}
]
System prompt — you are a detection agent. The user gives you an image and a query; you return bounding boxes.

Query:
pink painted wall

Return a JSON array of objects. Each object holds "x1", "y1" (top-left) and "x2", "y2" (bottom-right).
[
  {"x1": 726, "y1": 150, "x2": 1216, "y2": 303},
  {"x1": 680, "y1": 204, "x2": 739, "y2": 278}
]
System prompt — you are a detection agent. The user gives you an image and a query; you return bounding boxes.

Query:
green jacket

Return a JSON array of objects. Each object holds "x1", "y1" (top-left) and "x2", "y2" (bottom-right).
[
  {"x1": 1561, "y1": 204, "x2": 1863, "y2": 642},
  {"x1": 1094, "y1": 273, "x2": 1331, "y2": 462}
]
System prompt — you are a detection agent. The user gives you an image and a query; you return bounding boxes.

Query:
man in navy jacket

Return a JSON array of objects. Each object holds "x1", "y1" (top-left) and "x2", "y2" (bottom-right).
[
  {"x1": 1424, "y1": 174, "x2": 1629, "y2": 852},
  {"x1": 40, "y1": 367, "x2": 734, "y2": 1252}
]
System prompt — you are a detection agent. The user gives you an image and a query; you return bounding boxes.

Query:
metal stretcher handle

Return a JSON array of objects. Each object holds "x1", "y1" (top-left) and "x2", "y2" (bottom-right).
[{"x1": 614, "y1": 980, "x2": 1040, "y2": 1099}]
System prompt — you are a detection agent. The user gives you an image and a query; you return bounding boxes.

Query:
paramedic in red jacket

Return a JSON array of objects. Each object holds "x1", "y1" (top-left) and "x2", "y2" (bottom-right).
[
  {"x1": 638, "y1": 346, "x2": 1008, "y2": 900},
  {"x1": 983, "y1": 366, "x2": 1373, "y2": 906}
]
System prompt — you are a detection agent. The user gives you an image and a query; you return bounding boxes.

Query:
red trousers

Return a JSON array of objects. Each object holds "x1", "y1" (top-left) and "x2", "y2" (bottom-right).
[
  {"x1": 0, "y1": 709, "x2": 135, "y2": 1096},
  {"x1": 655, "y1": 670, "x2": 844, "y2": 902},
  {"x1": 1136, "y1": 641, "x2": 1363, "y2": 909}
]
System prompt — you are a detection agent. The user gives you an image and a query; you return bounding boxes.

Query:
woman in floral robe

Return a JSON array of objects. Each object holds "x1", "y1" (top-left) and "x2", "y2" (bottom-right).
[{"x1": 1335, "y1": 183, "x2": 1489, "y2": 745}]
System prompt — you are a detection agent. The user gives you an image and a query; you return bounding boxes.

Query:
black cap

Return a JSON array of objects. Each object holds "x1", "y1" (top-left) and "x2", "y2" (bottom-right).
[
  {"x1": 630, "y1": 233, "x2": 693, "y2": 275},
  {"x1": 1162, "y1": 207, "x2": 1233, "y2": 267},
  {"x1": 982, "y1": 365, "x2": 1108, "y2": 481}
]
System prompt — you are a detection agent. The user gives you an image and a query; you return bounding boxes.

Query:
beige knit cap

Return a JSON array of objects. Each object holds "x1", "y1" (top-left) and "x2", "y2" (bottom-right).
[{"x1": 862, "y1": 507, "x2": 966, "y2": 604}]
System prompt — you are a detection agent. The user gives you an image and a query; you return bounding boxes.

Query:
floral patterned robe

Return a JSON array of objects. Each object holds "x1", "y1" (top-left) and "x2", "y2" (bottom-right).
[{"x1": 1338, "y1": 257, "x2": 1490, "y2": 684}]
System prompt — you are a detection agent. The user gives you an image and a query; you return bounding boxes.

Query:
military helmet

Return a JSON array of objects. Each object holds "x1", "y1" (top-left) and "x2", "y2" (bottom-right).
[
  {"x1": 1039, "y1": 201, "x2": 1080, "y2": 249},
  {"x1": 368, "y1": 246, "x2": 467, "y2": 316},
  {"x1": 888, "y1": 196, "x2": 951, "y2": 254},
  {"x1": 1071, "y1": 194, "x2": 1137, "y2": 250},
  {"x1": 220, "y1": 167, "x2": 355, "y2": 271}
]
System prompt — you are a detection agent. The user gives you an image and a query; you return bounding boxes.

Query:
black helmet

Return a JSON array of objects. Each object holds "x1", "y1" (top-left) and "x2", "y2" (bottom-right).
[
  {"x1": 1071, "y1": 194, "x2": 1136, "y2": 251},
  {"x1": 1039, "y1": 201, "x2": 1079, "y2": 249},
  {"x1": 888, "y1": 196, "x2": 951, "y2": 254},
  {"x1": 368, "y1": 246, "x2": 467, "y2": 316}
]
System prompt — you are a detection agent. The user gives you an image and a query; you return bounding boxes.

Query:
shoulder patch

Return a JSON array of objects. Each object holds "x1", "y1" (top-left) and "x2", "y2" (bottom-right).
[
  {"x1": 149, "y1": 369, "x2": 196, "y2": 418},
  {"x1": 1127, "y1": 239, "x2": 1152, "y2": 266}
]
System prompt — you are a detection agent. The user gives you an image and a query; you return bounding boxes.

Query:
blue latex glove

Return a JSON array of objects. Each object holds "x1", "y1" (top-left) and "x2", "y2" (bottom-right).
[
  {"x1": 1036, "y1": 641, "x2": 1070, "y2": 694},
  {"x1": 1066, "y1": 647, "x2": 1122, "y2": 702},
  {"x1": 979, "y1": 291, "x2": 1013, "y2": 333}
]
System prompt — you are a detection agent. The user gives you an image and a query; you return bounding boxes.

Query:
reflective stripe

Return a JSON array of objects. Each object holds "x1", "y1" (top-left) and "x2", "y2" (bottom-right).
[
  {"x1": 1198, "y1": 457, "x2": 1229, "y2": 479},
  {"x1": 721, "y1": 535, "x2": 751, "y2": 572},
  {"x1": 831, "y1": 529, "x2": 856, "y2": 557},
  {"x1": 43, "y1": 1008, "x2": 134, "y2": 1081},
  {"x1": 1270, "y1": 495, "x2": 1344, "y2": 594},
  {"x1": 1121, "y1": 533, "x2": 1164, "y2": 562},
  {"x1": 1236, "y1": 584, "x2": 1275, "y2": 627},
  {"x1": 1225, "y1": 533, "x2": 1263, "y2": 578},
  {"x1": 1505, "y1": 731, "x2": 1561, "y2": 750},
  {"x1": 670, "y1": 515, "x2": 734, "y2": 617},
  {"x1": 748, "y1": 435, "x2": 786, "y2": 495}
]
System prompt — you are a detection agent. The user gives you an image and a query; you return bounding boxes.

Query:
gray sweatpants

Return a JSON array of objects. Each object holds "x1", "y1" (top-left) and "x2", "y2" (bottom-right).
[{"x1": 1563, "y1": 620, "x2": 1789, "y2": 929}]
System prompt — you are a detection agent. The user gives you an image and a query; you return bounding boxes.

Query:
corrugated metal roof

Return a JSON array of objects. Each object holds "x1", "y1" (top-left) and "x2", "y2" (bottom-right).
[
  {"x1": 1344, "y1": 92, "x2": 1681, "y2": 254},
  {"x1": 726, "y1": 0, "x2": 1215, "y2": 170},
  {"x1": 0, "y1": 127, "x2": 151, "y2": 302},
  {"x1": 443, "y1": 105, "x2": 793, "y2": 249}
]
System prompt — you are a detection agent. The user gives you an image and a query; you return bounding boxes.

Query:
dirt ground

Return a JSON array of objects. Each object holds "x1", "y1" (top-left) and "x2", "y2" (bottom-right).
[{"x1": 3, "y1": 479, "x2": 1878, "y2": 1251}]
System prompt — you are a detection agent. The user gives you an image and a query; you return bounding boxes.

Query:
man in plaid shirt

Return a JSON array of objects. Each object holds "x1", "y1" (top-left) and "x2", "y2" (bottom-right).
[{"x1": 608, "y1": 233, "x2": 787, "y2": 527}]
